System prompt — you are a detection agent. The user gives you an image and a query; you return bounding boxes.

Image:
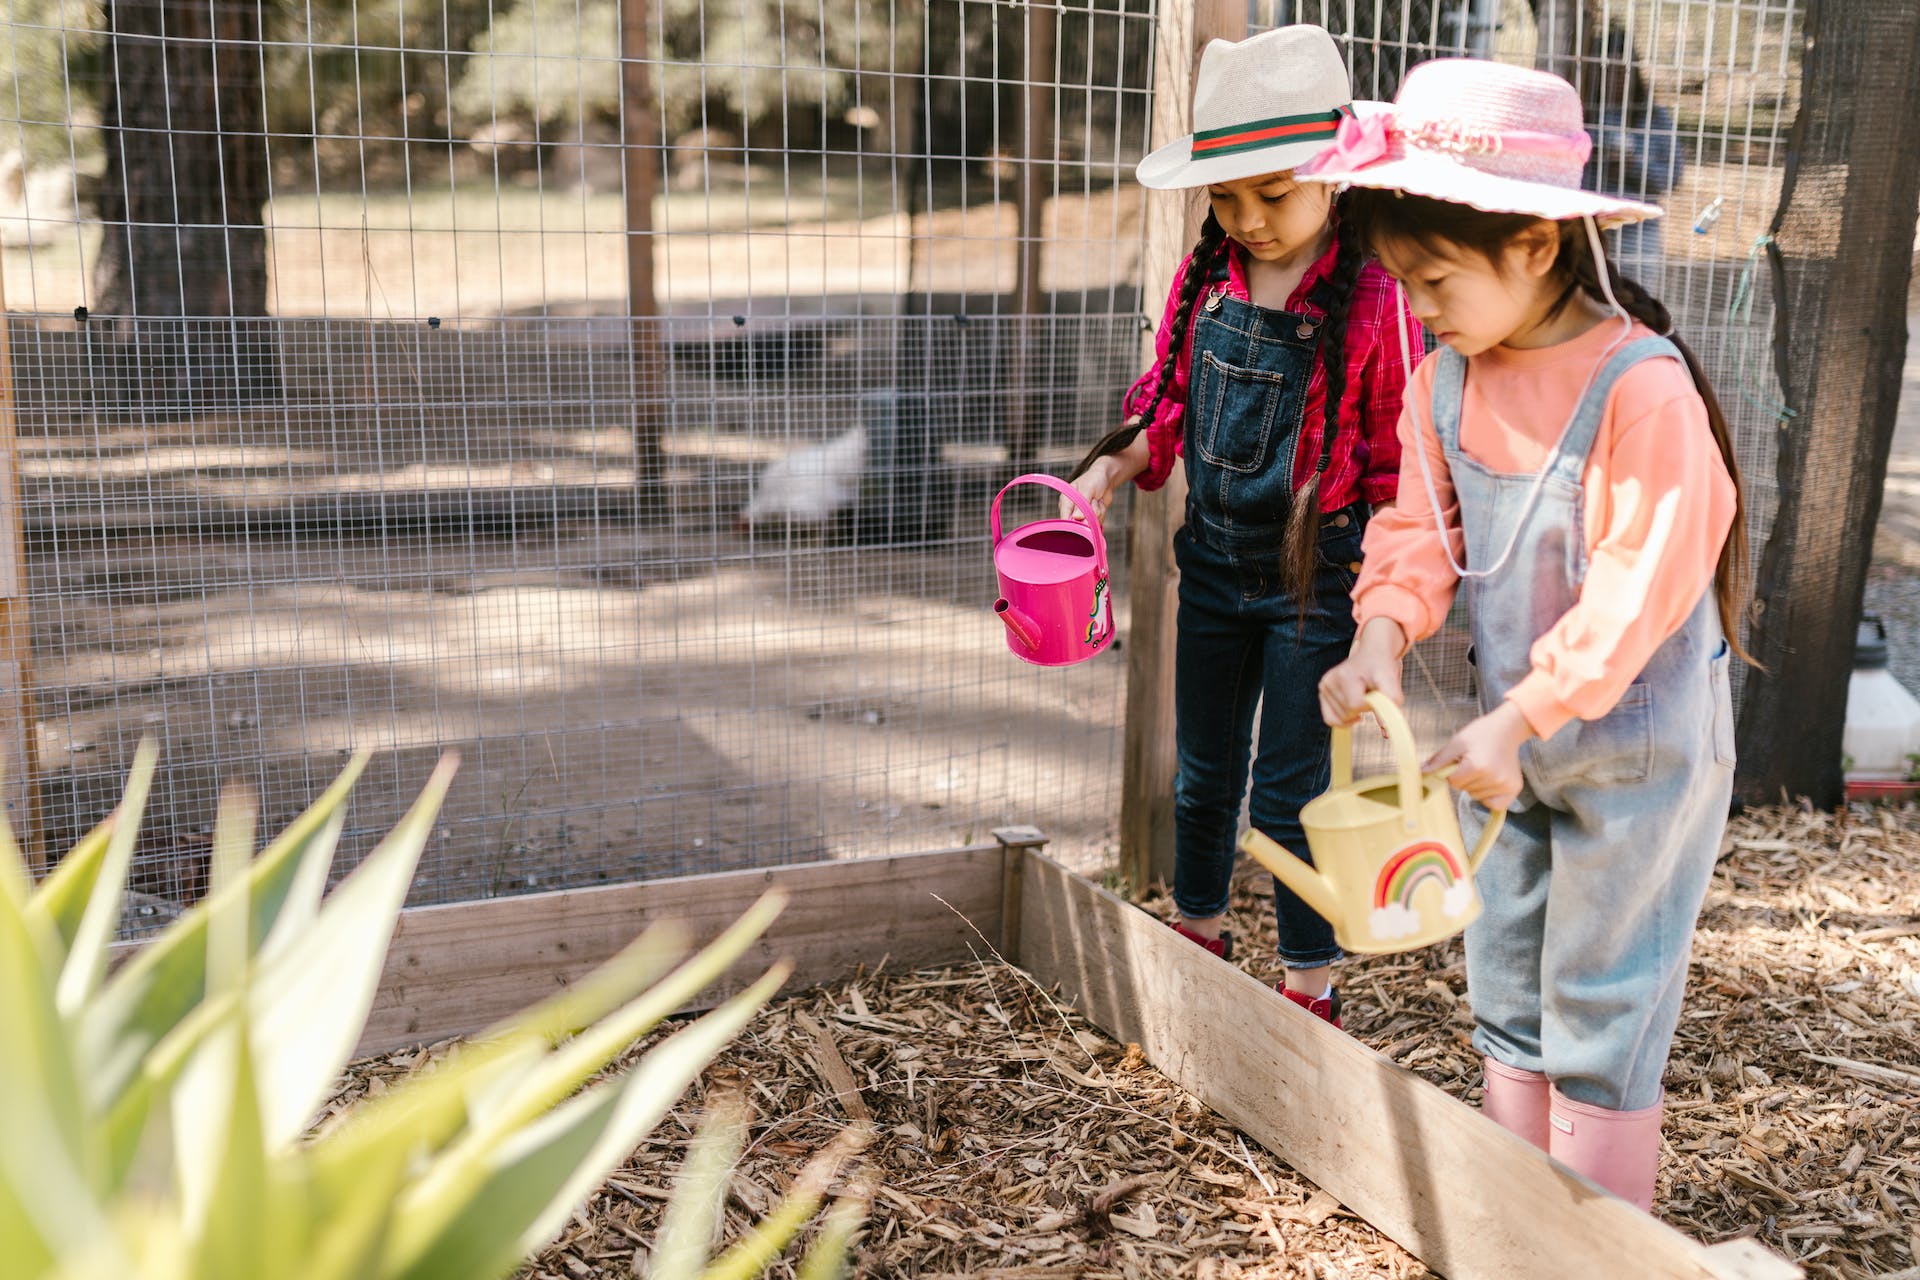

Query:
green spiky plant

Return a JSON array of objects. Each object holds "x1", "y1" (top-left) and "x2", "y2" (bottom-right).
[{"x1": 0, "y1": 742, "x2": 866, "y2": 1280}]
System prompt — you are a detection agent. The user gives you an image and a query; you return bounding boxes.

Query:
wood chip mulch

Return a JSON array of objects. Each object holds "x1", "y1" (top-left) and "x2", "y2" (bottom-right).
[
  {"x1": 1138, "y1": 803, "x2": 1920, "y2": 1280},
  {"x1": 332, "y1": 803, "x2": 1920, "y2": 1280}
]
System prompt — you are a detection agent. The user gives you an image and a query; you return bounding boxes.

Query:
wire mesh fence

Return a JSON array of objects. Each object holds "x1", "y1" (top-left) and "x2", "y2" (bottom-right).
[
  {"x1": 2, "y1": 0, "x2": 1160, "y2": 920},
  {"x1": 1245, "y1": 0, "x2": 1799, "y2": 771},
  {"x1": 0, "y1": 0, "x2": 1806, "y2": 919}
]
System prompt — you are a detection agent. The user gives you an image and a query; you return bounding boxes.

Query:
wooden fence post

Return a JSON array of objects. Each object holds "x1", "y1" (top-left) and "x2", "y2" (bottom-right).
[
  {"x1": 1006, "y1": 0, "x2": 1058, "y2": 471},
  {"x1": 0, "y1": 255, "x2": 43, "y2": 869},
  {"x1": 1119, "y1": 0, "x2": 1245, "y2": 895},
  {"x1": 621, "y1": 0, "x2": 665, "y2": 508}
]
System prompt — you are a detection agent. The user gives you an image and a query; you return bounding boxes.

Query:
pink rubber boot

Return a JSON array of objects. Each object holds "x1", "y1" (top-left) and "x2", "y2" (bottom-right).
[
  {"x1": 1480, "y1": 1058, "x2": 1551, "y2": 1151},
  {"x1": 1548, "y1": 1086, "x2": 1664, "y2": 1211}
]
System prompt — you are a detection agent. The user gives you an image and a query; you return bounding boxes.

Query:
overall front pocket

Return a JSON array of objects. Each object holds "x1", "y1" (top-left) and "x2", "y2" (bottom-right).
[
  {"x1": 1194, "y1": 351, "x2": 1286, "y2": 475},
  {"x1": 1533, "y1": 682, "x2": 1654, "y2": 787}
]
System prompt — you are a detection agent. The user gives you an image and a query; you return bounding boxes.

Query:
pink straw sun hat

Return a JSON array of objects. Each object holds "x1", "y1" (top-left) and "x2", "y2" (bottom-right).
[
  {"x1": 1297, "y1": 59, "x2": 1663, "y2": 228},
  {"x1": 1136, "y1": 26, "x2": 1355, "y2": 190}
]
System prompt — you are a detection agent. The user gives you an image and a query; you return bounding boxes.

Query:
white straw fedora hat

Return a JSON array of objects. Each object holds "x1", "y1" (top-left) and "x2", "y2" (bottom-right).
[
  {"x1": 1136, "y1": 25, "x2": 1354, "y2": 190},
  {"x1": 1297, "y1": 59, "x2": 1662, "y2": 227}
]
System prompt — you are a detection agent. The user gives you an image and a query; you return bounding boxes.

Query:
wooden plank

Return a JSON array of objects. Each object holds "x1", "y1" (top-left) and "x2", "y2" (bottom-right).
[
  {"x1": 1118, "y1": 0, "x2": 1243, "y2": 894},
  {"x1": 358, "y1": 844, "x2": 1003, "y2": 1056},
  {"x1": 0, "y1": 278, "x2": 43, "y2": 868},
  {"x1": 1016, "y1": 850, "x2": 1800, "y2": 1280},
  {"x1": 992, "y1": 824, "x2": 1047, "y2": 964},
  {"x1": 1118, "y1": 473, "x2": 1184, "y2": 895},
  {"x1": 619, "y1": 0, "x2": 666, "y2": 501},
  {"x1": 1005, "y1": 0, "x2": 1058, "y2": 470}
]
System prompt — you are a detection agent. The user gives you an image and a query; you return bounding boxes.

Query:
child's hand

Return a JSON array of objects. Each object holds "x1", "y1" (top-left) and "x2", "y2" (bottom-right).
[
  {"x1": 1320, "y1": 618, "x2": 1407, "y2": 727},
  {"x1": 1427, "y1": 702, "x2": 1534, "y2": 810},
  {"x1": 1062, "y1": 459, "x2": 1121, "y2": 525},
  {"x1": 1062, "y1": 426, "x2": 1151, "y2": 522}
]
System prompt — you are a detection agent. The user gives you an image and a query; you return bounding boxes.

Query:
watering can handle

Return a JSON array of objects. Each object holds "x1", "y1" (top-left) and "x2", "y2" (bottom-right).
[
  {"x1": 1464, "y1": 797, "x2": 1507, "y2": 874},
  {"x1": 990, "y1": 473, "x2": 1109, "y2": 574},
  {"x1": 1430, "y1": 765, "x2": 1508, "y2": 874},
  {"x1": 1330, "y1": 692, "x2": 1427, "y2": 834},
  {"x1": 1420, "y1": 767, "x2": 1505, "y2": 875}
]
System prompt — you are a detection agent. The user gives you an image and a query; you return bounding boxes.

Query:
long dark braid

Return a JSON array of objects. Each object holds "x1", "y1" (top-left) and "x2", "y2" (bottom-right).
[
  {"x1": 1070, "y1": 210, "x2": 1231, "y2": 482},
  {"x1": 1279, "y1": 207, "x2": 1367, "y2": 606},
  {"x1": 1561, "y1": 230, "x2": 1756, "y2": 665}
]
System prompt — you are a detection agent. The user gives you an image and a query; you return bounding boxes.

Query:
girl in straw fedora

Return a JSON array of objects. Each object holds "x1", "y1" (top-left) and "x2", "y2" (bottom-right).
[
  {"x1": 1307, "y1": 59, "x2": 1750, "y2": 1210},
  {"x1": 1065, "y1": 25, "x2": 1422, "y2": 1026}
]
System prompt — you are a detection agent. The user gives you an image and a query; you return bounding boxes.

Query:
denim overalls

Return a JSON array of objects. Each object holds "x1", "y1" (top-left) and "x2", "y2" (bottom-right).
[
  {"x1": 1171, "y1": 276, "x2": 1367, "y2": 969},
  {"x1": 1434, "y1": 337, "x2": 1736, "y2": 1111}
]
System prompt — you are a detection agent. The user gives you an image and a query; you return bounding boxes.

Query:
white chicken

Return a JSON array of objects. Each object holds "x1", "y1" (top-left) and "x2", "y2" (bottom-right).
[
  {"x1": 0, "y1": 152, "x2": 85, "y2": 248},
  {"x1": 738, "y1": 425, "x2": 867, "y2": 533}
]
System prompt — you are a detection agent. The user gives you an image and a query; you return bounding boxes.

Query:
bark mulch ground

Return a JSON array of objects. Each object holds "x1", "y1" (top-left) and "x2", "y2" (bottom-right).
[{"x1": 333, "y1": 804, "x2": 1920, "y2": 1279}]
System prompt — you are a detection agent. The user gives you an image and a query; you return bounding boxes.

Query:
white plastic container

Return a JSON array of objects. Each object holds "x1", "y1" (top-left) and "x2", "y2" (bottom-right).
[{"x1": 1842, "y1": 616, "x2": 1920, "y2": 779}]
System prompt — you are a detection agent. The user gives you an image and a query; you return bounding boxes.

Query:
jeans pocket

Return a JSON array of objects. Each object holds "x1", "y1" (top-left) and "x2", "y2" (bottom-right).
[
  {"x1": 1314, "y1": 525, "x2": 1363, "y2": 568},
  {"x1": 1307, "y1": 517, "x2": 1360, "y2": 588},
  {"x1": 1537, "y1": 683, "x2": 1654, "y2": 786},
  {"x1": 1195, "y1": 351, "x2": 1283, "y2": 475},
  {"x1": 1710, "y1": 639, "x2": 1737, "y2": 768}
]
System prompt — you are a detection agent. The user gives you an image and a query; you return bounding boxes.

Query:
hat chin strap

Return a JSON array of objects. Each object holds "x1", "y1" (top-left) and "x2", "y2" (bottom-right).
[
  {"x1": 1395, "y1": 215, "x2": 1634, "y2": 582},
  {"x1": 1581, "y1": 214, "x2": 1634, "y2": 332}
]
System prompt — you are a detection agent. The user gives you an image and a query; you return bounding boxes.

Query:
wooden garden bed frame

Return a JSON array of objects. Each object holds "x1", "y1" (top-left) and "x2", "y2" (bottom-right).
[{"x1": 357, "y1": 831, "x2": 1799, "y2": 1280}]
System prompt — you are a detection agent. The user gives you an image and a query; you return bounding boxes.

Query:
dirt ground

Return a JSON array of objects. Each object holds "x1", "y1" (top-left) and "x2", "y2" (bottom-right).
[
  {"x1": 33, "y1": 506, "x2": 1131, "y2": 914},
  {"x1": 2, "y1": 184, "x2": 1150, "y2": 319},
  {"x1": 2, "y1": 157, "x2": 1772, "y2": 320}
]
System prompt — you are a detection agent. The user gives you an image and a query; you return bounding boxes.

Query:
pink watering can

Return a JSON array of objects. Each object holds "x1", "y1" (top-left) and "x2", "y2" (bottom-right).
[{"x1": 990, "y1": 473, "x2": 1114, "y2": 667}]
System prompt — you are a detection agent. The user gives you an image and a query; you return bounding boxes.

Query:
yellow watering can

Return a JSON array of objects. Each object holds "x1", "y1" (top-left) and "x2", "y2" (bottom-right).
[{"x1": 1239, "y1": 692, "x2": 1506, "y2": 955}]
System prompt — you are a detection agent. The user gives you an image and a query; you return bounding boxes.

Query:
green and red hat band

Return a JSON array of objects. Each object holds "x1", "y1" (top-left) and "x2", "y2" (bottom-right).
[{"x1": 1190, "y1": 104, "x2": 1354, "y2": 161}]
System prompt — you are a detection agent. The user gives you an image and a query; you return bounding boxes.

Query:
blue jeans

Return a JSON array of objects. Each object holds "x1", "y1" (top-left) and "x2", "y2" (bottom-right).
[{"x1": 1170, "y1": 514, "x2": 1363, "y2": 968}]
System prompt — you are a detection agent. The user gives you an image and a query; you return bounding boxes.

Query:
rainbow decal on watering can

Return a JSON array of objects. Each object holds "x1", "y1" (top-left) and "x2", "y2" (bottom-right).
[{"x1": 1370, "y1": 841, "x2": 1474, "y2": 941}]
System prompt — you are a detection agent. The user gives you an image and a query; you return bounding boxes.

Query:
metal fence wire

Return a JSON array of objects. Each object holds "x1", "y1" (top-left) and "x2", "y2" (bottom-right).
[
  {"x1": 0, "y1": 0, "x2": 1801, "y2": 922},
  {"x1": 1256, "y1": 0, "x2": 1799, "y2": 777}
]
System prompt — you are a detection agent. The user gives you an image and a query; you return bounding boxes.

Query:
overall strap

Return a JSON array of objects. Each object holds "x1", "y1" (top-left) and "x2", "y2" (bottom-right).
[
  {"x1": 1431, "y1": 346, "x2": 1469, "y2": 456},
  {"x1": 1548, "y1": 335, "x2": 1684, "y2": 485}
]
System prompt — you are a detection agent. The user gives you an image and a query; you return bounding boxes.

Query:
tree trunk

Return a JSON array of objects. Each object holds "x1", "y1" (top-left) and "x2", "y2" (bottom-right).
[
  {"x1": 1119, "y1": 0, "x2": 1245, "y2": 896},
  {"x1": 1734, "y1": 0, "x2": 1920, "y2": 806},
  {"x1": 92, "y1": 0, "x2": 274, "y2": 404}
]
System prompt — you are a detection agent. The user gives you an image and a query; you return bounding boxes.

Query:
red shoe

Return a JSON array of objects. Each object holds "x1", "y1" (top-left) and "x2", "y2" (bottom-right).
[
  {"x1": 1280, "y1": 985, "x2": 1343, "y2": 1029},
  {"x1": 1169, "y1": 920, "x2": 1233, "y2": 960}
]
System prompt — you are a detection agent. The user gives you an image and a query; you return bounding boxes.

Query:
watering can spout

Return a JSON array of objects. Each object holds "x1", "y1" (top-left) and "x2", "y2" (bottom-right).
[
  {"x1": 1239, "y1": 828, "x2": 1344, "y2": 931},
  {"x1": 994, "y1": 598, "x2": 1042, "y2": 653}
]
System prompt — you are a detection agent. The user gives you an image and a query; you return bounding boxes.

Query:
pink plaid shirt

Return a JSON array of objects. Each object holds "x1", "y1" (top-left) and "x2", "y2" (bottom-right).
[{"x1": 1124, "y1": 236, "x2": 1422, "y2": 510}]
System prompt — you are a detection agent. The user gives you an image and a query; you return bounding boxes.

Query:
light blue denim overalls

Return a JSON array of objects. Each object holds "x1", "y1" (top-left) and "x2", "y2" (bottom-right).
[{"x1": 1433, "y1": 336, "x2": 1737, "y2": 1111}]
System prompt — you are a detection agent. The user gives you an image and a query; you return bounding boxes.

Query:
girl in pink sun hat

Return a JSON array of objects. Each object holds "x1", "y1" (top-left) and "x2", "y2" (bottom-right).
[
  {"x1": 1062, "y1": 25, "x2": 1422, "y2": 1026},
  {"x1": 1306, "y1": 59, "x2": 1752, "y2": 1213}
]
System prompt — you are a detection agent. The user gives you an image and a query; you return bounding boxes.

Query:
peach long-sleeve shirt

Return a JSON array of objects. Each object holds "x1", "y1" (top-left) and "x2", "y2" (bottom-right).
[{"x1": 1354, "y1": 318, "x2": 1736, "y2": 741}]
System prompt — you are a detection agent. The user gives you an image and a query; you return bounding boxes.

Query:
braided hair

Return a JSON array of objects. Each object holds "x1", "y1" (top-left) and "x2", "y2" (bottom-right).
[
  {"x1": 1070, "y1": 211, "x2": 1231, "y2": 483},
  {"x1": 1340, "y1": 188, "x2": 1755, "y2": 664},
  {"x1": 1277, "y1": 203, "x2": 1368, "y2": 607}
]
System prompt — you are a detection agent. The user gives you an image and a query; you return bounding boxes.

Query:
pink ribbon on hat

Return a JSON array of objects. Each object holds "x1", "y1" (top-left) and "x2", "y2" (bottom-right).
[
  {"x1": 1297, "y1": 111, "x2": 1391, "y2": 174},
  {"x1": 1299, "y1": 109, "x2": 1593, "y2": 175}
]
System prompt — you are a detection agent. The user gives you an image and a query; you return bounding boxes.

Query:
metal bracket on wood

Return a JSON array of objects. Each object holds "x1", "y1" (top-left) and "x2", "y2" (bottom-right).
[{"x1": 991, "y1": 826, "x2": 1048, "y2": 965}]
